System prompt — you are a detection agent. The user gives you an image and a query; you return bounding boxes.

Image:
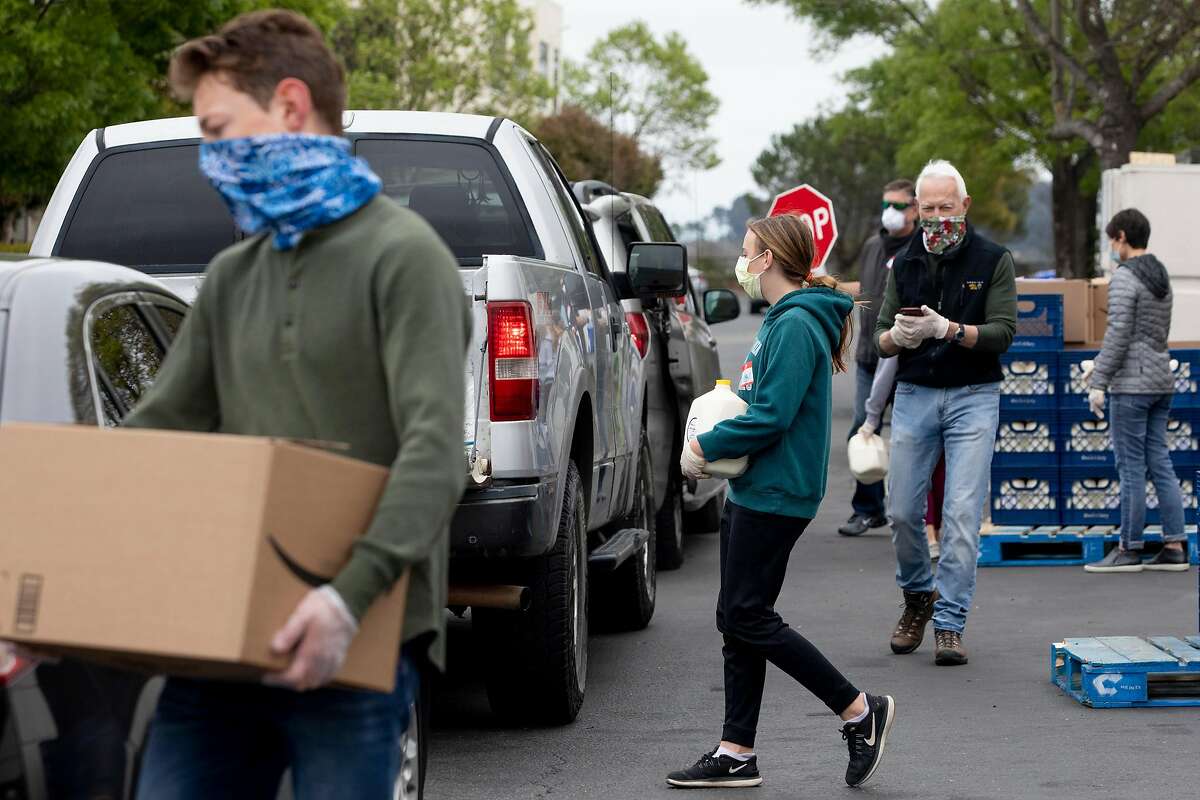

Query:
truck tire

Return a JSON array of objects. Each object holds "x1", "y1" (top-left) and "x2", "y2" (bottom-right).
[
  {"x1": 655, "y1": 473, "x2": 685, "y2": 571},
  {"x1": 685, "y1": 484, "x2": 727, "y2": 534},
  {"x1": 595, "y1": 435, "x2": 657, "y2": 631},
  {"x1": 477, "y1": 461, "x2": 588, "y2": 725}
]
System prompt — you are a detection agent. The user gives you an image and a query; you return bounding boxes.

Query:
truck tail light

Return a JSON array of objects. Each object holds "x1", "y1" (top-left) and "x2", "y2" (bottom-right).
[
  {"x1": 0, "y1": 650, "x2": 33, "y2": 687},
  {"x1": 626, "y1": 311, "x2": 650, "y2": 358},
  {"x1": 488, "y1": 301, "x2": 538, "y2": 421}
]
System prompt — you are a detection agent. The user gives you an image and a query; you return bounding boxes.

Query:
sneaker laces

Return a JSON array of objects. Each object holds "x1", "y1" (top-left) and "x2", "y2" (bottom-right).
[
  {"x1": 893, "y1": 596, "x2": 928, "y2": 637},
  {"x1": 841, "y1": 724, "x2": 865, "y2": 759}
]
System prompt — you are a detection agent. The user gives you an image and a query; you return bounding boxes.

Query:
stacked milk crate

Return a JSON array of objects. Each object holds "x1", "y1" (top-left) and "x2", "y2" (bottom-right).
[{"x1": 991, "y1": 293, "x2": 1200, "y2": 527}]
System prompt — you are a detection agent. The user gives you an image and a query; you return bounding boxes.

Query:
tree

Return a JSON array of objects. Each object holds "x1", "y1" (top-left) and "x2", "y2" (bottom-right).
[
  {"x1": 0, "y1": 0, "x2": 339, "y2": 240},
  {"x1": 752, "y1": 0, "x2": 1200, "y2": 277},
  {"x1": 331, "y1": 0, "x2": 551, "y2": 120},
  {"x1": 532, "y1": 105, "x2": 663, "y2": 197},
  {"x1": 750, "y1": 106, "x2": 908, "y2": 275},
  {"x1": 563, "y1": 21, "x2": 720, "y2": 177}
]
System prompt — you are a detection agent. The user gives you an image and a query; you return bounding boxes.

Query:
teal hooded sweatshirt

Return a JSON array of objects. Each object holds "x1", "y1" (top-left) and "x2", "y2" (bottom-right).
[{"x1": 697, "y1": 287, "x2": 853, "y2": 519}]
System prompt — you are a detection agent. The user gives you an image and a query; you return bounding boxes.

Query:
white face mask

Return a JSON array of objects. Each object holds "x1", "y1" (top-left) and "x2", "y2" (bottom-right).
[
  {"x1": 881, "y1": 205, "x2": 908, "y2": 234},
  {"x1": 735, "y1": 250, "x2": 769, "y2": 301}
]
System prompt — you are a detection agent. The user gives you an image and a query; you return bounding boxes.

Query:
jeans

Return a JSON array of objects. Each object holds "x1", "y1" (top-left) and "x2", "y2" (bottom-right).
[
  {"x1": 716, "y1": 502, "x2": 859, "y2": 747},
  {"x1": 888, "y1": 381, "x2": 1000, "y2": 634},
  {"x1": 1110, "y1": 393, "x2": 1186, "y2": 550},
  {"x1": 850, "y1": 362, "x2": 887, "y2": 517},
  {"x1": 135, "y1": 656, "x2": 417, "y2": 800}
]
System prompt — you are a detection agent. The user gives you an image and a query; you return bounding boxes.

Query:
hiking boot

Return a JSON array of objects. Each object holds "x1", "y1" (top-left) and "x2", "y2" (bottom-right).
[
  {"x1": 1084, "y1": 547, "x2": 1143, "y2": 573},
  {"x1": 666, "y1": 748, "x2": 762, "y2": 788},
  {"x1": 1144, "y1": 546, "x2": 1189, "y2": 572},
  {"x1": 934, "y1": 629, "x2": 968, "y2": 666},
  {"x1": 842, "y1": 693, "x2": 896, "y2": 788},
  {"x1": 889, "y1": 590, "x2": 936, "y2": 654}
]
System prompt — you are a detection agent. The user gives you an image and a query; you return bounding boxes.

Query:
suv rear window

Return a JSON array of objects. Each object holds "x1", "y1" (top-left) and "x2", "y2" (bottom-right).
[
  {"x1": 355, "y1": 137, "x2": 538, "y2": 266},
  {"x1": 56, "y1": 144, "x2": 235, "y2": 273}
]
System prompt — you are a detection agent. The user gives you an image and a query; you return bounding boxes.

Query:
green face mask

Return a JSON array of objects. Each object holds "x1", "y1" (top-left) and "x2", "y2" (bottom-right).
[{"x1": 735, "y1": 250, "x2": 769, "y2": 301}]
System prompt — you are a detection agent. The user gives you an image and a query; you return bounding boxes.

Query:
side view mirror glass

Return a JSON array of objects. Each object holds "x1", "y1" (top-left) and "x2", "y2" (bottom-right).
[
  {"x1": 704, "y1": 289, "x2": 741, "y2": 324},
  {"x1": 628, "y1": 242, "x2": 687, "y2": 296}
]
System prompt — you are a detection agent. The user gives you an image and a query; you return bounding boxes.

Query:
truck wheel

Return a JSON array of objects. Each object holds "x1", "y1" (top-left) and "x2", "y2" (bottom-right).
[
  {"x1": 655, "y1": 473, "x2": 685, "y2": 570},
  {"x1": 478, "y1": 461, "x2": 588, "y2": 725},
  {"x1": 685, "y1": 484, "x2": 727, "y2": 534},
  {"x1": 595, "y1": 435, "x2": 657, "y2": 631}
]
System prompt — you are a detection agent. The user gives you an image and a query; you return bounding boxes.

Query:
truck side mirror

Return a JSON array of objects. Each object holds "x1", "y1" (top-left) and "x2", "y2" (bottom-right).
[
  {"x1": 704, "y1": 289, "x2": 741, "y2": 324},
  {"x1": 628, "y1": 242, "x2": 687, "y2": 296}
]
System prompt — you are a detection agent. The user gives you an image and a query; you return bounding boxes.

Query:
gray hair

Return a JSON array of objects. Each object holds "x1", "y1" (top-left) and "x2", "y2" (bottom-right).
[{"x1": 916, "y1": 160, "x2": 968, "y2": 200}]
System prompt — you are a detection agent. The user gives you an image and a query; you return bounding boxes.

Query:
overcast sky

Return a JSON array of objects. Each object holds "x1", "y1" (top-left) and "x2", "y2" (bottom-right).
[{"x1": 556, "y1": 0, "x2": 878, "y2": 227}]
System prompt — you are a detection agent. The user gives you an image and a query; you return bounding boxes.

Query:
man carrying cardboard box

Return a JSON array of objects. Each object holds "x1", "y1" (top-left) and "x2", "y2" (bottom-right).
[{"x1": 114, "y1": 10, "x2": 470, "y2": 797}]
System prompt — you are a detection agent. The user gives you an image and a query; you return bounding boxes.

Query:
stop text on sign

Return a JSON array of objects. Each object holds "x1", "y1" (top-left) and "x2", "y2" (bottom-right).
[{"x1": 766, "y1": 184, "x2": 839, "y2": 271}]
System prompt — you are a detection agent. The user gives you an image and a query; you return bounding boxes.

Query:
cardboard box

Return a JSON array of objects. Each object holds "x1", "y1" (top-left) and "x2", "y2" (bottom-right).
[
  {"x1": 0, "y1": 424, "x2": 406, "y2": 692},
  {"x1": 1088, "y1": 277, "x2": 1110, "y2": 346},
  {"x1": 1015, "y1": 278, "x2": 1090, "y2": 343}
]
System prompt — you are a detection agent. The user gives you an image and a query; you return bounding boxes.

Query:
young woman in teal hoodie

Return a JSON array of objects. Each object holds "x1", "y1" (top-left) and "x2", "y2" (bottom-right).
[{"x1": 667, "y1": 214, "x2": 896, "y2": 791}]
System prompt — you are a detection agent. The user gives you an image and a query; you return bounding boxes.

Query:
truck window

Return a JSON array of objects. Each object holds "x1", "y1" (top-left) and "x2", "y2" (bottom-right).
[
  {"x1": 637, "y1": 204, "x2": 677, "y2": 243},
  {"x1": 525, "y1": 141, "x2": 606, "y2": 278},
  {"x1": 355, "y1": 138, "x2": 539, "y2": 267},
  {"x1": 56, "y1": 144, "x2": 236, "y2": 273},
  {"x1": 89, "y1": 303, "x2": 166, "y2": 425}
]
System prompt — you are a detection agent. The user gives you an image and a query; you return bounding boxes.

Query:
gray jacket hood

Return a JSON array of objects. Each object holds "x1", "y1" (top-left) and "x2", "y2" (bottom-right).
[{"x1": 1123, "y1": 254, "x2": 1170, "y2": 300}]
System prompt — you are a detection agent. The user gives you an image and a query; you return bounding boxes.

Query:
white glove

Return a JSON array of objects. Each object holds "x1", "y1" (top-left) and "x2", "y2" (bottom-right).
[
  {"x1": 1079, "y1": 359, "x2": 1095, "y2": 384},
  {"x1": 894, "y1": 305, "x2": 951, "y2": 343},
  {"x1": 265, "y1": 585, "x2": 359, "y2": 691},
  {"x1": 858, "y1": 420, "x2": 876, "y2": 438},
  {"x1": 888, "y1": 320, "x2": 921, "y2": 349},
  {"x1": 680, "y1": 439, "x2": 710, "y2": 480},
  {"x1": 1088, "y1": 388, "x2": 1106, "y2": 419}
]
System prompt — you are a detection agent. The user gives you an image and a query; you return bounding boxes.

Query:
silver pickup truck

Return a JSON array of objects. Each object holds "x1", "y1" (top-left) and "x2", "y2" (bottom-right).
[{"x1": 29, "y1": 111, "x2": 688, "y2": 725}]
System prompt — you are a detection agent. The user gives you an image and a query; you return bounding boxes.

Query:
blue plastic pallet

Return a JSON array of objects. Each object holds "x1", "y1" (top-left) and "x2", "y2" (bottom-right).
[
  {"x1": 1051, "y1": 636, "x2": 1200, "y2": 708},
  {"x1": 978, "y1": 526, "x2": 1199, "y2": 567}
]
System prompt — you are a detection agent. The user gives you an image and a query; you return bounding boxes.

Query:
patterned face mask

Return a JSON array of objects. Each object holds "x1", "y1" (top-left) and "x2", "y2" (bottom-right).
[
  {"x1": 199, "y1": 134, "x2": 382, "y2": 250},
  {"x1": 919, "y1": 215, "x2": 968, "y2": 255}
]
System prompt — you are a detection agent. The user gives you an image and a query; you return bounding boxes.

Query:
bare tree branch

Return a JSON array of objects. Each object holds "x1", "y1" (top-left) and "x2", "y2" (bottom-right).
[
  {"x1": 1049, "y1": 118, "x2": 1105, "y2": 150},
  {"x1": 1130, "y1": 12, "x2": 1200, "y2": 90},
  {"x1": 1073, "y1": 0, "x2": 1126, "y2": 92},
  {"x1": 1015, "y1": 0, "x2": 1105, "y2": 100}
]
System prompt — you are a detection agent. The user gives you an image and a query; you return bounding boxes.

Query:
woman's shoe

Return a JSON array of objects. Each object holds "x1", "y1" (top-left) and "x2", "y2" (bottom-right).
[
  {"x1": 1083, "y1": 547, "x2": 1143, "y2": 573},
  {"x1": 1144, "y1": 547, "x2": 1189, "y2": 572}
]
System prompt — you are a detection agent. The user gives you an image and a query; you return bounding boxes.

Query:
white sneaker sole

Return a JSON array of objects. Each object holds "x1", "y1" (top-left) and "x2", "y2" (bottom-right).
[
  {"x1": 666, "y1": 777, "x2": 763, "y2": 788},
  {"x1": 852, "y1": 695, "x2": 896, "y2": 789},
  {"x1": 1083, "y1": 563, "x2": 1143, "y2": 573},
  {"x1": 1144, "y1": 561, "x2": 1189, "y2": 572}
]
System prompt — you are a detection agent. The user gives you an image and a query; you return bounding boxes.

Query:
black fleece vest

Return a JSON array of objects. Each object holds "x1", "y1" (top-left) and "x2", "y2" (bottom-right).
[{"x1": 893, "y1": 226, "x2": 1006, "y2": 388}]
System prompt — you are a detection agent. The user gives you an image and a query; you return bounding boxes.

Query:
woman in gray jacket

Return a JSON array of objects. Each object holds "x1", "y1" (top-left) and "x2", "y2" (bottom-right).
[{"x1": 1084, "y1": 208, "x2": 1189, "y2": 573}]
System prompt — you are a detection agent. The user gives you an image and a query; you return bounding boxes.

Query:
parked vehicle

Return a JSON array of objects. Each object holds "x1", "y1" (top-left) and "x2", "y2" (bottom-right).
[
  {"x1": 30, "y1": 112, "x2": 689, "y2": 726},
  {"x1": 0, "y1": 256, "x2": 429, "y2": 799},
  {"x1": 578, "y1": 183, "x2": 741, "y2": 569}
]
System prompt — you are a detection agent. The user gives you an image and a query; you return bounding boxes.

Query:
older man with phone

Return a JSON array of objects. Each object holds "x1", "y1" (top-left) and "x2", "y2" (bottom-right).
[{"x1": 873, "y1": 160, "x2": 1016, "y2": 667}]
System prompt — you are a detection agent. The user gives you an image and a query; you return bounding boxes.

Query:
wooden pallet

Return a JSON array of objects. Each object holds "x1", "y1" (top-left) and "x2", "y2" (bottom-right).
[
  {"x1": 1051, "y1": 636, "x2": 1200, "y2": 708},
  {"x1": 977, "y1": 526, "x2": 1199, "y2": 567}
]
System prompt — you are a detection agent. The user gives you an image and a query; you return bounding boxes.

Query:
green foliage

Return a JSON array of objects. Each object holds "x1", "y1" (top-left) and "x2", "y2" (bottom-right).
[
  {"x1": 751, "y1": 105, "x2": 905, "y2": 273},
  {"x1": 532, "y1": 105, "x2": 663, "y2": 197},
  {"x1": 332, "y1": 0, "x2": 551, "y2": 120},
  {"x1": 564, "y1": 21, "x2": 720, "y2": 176},
  {"x1": 0, "y1": 242, "x2": 31, "y2": 253},
  {"x1": 0, "y1": 0, "x2": 338, "y2": 220}
]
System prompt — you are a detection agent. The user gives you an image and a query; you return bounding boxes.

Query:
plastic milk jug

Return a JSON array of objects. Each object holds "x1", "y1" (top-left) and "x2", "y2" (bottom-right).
[{"x1": 685, "y1": 380, "x2": 749, "y2": 479}]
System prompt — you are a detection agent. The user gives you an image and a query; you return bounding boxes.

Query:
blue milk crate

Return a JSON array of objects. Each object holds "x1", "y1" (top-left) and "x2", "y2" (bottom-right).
[
  {"x1": 991, "y1": 466, "x2": 1060, "y2": 526},
  {"x1": 993, "y1": 411, "x2": 1059, "y2": 467},
  {"x1": 1168, "y1": 349, "x2": 1200, "y2": 408},
  {"x1": 1060, "y1": 407, "x2": 1200, "y2": 468},
  {"x1": 1062, "y1": 465, "x2": 1199, "y2": 526},
  {"x1": 1009, "y1": 294, "x2": 1063, "y2": 351},
  {"x1": 999, "y1": 352, "x2": 1058, "y2": 412}
]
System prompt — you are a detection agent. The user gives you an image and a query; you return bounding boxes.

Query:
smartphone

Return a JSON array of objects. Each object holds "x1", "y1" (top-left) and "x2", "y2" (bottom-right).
[{"x1": 898, "y1": 307, "x2": 926, "y2": 317}]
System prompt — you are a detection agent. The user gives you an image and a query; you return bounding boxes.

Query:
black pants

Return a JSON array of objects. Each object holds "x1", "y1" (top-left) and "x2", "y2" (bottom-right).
[{"x1": 717, "y1": 501, "x2": 859, "y2": 747}]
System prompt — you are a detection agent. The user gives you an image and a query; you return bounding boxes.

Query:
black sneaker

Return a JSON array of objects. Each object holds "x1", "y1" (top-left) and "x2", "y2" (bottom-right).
[
  {"x1": 839, "y1": 514, "x2": 873, "y2": 536},
  {"x1": 842, "y1": 694, "x2": 896, "y2": 788},
  {"x1": 1084, "y1": 547, "x2": 1143, "y2": 573},
  {"x1": 1144, "y1": 546, "x2": 1189, "y2": 572},
  {"x1": 666, "y1": 748, "x2": 762, "y2": 788}
]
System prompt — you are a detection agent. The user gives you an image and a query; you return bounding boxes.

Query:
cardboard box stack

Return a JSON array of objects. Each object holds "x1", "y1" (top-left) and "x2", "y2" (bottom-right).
[
  {"x1": 0, "y1": 425, "x2": 407, "y2": 692},
  {"x1": 992, "y1": 281, "x2": 1200, "y2": 536}
]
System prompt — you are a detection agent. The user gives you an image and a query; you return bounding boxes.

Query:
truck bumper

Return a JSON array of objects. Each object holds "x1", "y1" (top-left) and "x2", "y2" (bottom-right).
[{"x1": 450, "y1": 479, "x2": 559, "y2": 558}]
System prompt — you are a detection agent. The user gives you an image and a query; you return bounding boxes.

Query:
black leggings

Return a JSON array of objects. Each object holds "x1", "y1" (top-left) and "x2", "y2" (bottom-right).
[{"x1": 717, "y1": 501, "x2": 859, "y2": 747}]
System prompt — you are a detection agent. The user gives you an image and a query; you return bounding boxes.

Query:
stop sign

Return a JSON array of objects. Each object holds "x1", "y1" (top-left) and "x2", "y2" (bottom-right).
[{"x1": 767, "y1": 184, "x2": 839, "y2": 272}]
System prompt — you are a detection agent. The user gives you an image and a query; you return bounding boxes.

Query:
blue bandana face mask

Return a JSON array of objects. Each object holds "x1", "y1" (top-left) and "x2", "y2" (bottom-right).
[{"x1": 199, "y1": 133, "x2": 382, "y2": 250}]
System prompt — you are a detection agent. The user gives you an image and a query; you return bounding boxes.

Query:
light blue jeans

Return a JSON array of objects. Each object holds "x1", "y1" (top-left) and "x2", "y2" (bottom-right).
[
  {"x1": 1110, "y1": 392, "x2": 1186, "y2": 550},
  {"x1": 888, "y1": 381, "x2": 1000, "y2": 634}
]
